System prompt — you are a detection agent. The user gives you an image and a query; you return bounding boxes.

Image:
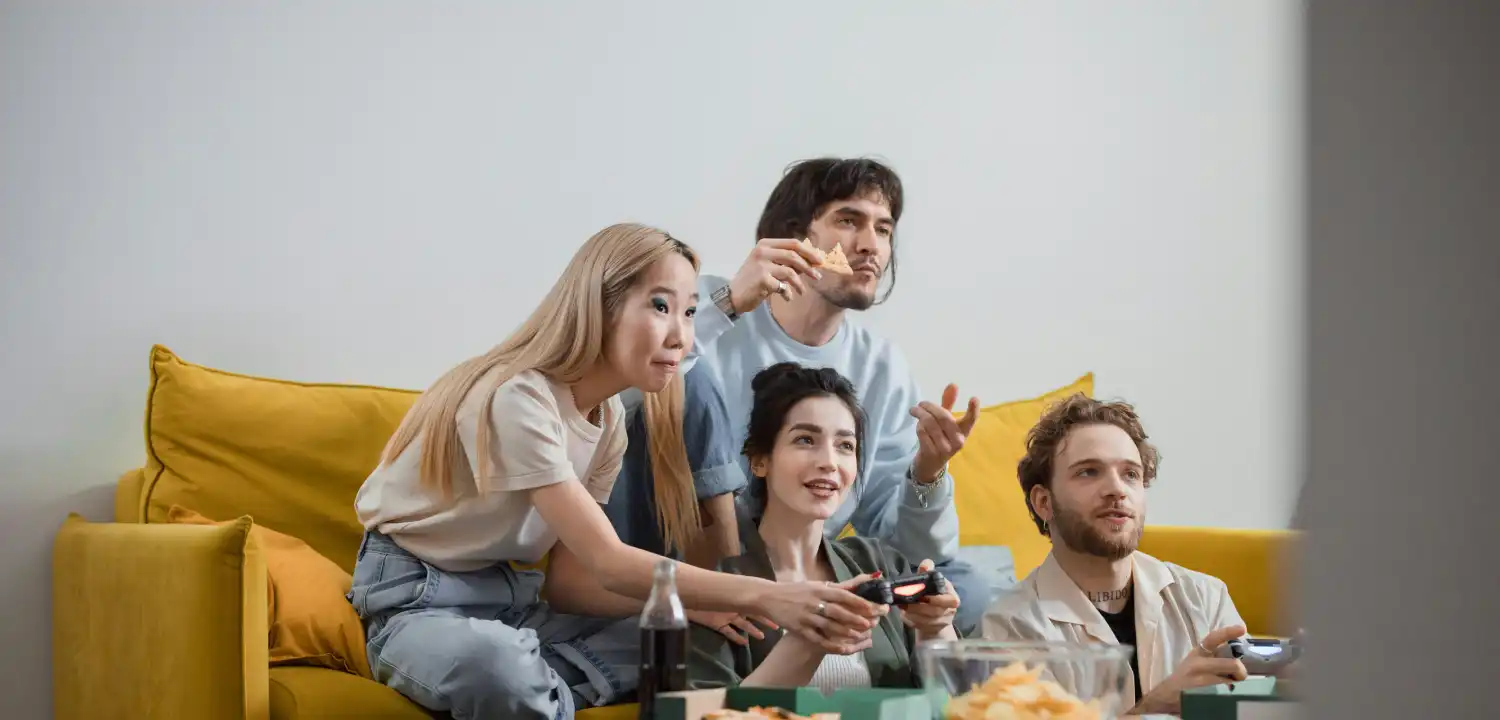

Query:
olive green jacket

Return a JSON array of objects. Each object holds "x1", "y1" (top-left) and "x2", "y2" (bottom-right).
[{"x1": 686, "y1": 531, "x2": 925, "y2": 690}]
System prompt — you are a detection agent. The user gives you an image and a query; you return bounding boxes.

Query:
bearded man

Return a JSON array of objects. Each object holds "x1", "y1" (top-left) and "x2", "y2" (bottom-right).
[{"x1": 980, "y1": 395, "x2": 1252, "y2": 717}]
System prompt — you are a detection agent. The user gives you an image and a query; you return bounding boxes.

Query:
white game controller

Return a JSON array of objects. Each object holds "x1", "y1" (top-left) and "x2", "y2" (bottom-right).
[{"x1": 1215, "y1": 635, "x2": 1303, "y2": 676}]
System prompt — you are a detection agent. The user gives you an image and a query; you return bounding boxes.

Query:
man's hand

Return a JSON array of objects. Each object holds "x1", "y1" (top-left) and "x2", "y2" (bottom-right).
[
  {"x1": 726, "y1": 238, "x2": 826, "y2": 314},
  {"x1": 1131, "y1": 624, "x2": 1249, "y2": 716},
  {"x1": 910, "y1": 384, "x2": 980, "y2": 483},
  {"x1": 686, "y1": 609, "x2": 777, "y2": 647},
  {"x1": 899, "y1": 559, "x2": 959, "y2": 640}
]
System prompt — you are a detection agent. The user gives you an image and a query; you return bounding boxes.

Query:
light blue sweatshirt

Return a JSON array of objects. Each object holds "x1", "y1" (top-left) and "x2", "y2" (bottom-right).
[{"x1": 683, "y1": 274, "x2": 960, "y2": 567}]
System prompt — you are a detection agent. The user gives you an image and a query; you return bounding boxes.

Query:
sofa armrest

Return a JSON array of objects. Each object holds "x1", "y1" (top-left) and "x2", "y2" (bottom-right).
[
  {"x1": 53, "y1": 514, "x2": 270, "y2": 720},
  {"x1": 1138, "y1": 525, "x2": 1300, "y2": 637}
]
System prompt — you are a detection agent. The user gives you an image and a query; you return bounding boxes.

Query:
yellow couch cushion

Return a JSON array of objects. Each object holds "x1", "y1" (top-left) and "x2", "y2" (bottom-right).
[
  {"x1": 579, "y1": 704, "x2": 643, "y2": 720},
  {"x1": 141, "y1": 345, "x2": 418, "y2": 572},
  {"x1": 947, "y1": 373, "x2": 1094, "y2": 579},
  {"x1": 168, "y1": 505, "x2": 374, "y2": 679},
  {"x1": 266, "y1": 665, "x2": 643, "y2": 720},
  {"x1": 1139, "y1": 526, "x2": 1299, "y2": 636},
  {"x1": 268, "y1": 666, "x2": 430, "y2": 719}
]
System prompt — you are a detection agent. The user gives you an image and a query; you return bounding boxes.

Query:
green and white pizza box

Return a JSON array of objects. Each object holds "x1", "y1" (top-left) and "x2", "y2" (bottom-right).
[
  {"x1": 1181, "y1": 677, "x2": 1302, "y2": 720},
  {"x1": 652, "y1": 686, "x2": 929, "y2": 720}
]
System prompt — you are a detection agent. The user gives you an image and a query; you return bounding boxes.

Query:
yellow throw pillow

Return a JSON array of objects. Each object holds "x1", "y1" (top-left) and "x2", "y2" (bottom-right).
[
  {"x1": 167, "y1": 505, "x2": 373, "y2": 679},
  {"x1": 140, "y1": 345, "x2": 419, "y2": 573},
  {"x1": 949, "y1": 373, "x2": 1094, "y2": 579}
]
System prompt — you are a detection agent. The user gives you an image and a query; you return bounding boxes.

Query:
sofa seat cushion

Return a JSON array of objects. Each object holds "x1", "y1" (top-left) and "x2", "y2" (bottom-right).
[
  {"x1": 268, "y1": 666, "x2": 642, "y2": 720},
  {"x1": 269, "y1": 666, "x2": 431, "y2": 719},
  {"x1": 140, "y1": 345, "x2": 419, "y2": 572},
  {"x1": 578, "y1": 704, "x2": 643, "y2": 719}
]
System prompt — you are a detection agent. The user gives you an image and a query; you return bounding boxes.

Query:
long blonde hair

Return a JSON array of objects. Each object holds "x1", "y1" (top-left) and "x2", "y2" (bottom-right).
[{"x1": 381, "y1": 222, "x2": 702, "y2": 554}]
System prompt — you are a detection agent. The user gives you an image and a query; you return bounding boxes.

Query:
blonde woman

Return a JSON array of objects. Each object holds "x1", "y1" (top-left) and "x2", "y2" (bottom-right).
[{"x1": 349, "y1": 224, "x2": 885, "y2": 720}]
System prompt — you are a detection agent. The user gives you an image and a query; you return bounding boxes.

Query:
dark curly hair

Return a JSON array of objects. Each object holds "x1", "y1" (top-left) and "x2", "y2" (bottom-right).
[
  {"x1": 740, "y1": 362, "x2": 867, "y2": 520},
  {"x1": 1017, "y1": 394, "x2": 1161, "y2": 536}
]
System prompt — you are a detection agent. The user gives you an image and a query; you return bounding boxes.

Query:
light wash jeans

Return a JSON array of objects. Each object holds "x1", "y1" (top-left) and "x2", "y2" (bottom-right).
[{"x1": 348, "y1": 531, "x2": 639, "y2": 720}]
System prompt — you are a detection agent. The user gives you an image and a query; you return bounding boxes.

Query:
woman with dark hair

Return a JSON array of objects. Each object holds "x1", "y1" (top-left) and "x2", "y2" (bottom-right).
[{"x1": 687, "y1": 362, "x2": 961, "y2": 691}]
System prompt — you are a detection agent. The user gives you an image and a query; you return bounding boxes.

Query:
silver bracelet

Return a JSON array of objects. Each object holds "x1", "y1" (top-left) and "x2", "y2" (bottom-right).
[{"x1": 907, "y1": 463, "x2": 948, "y2": 509}]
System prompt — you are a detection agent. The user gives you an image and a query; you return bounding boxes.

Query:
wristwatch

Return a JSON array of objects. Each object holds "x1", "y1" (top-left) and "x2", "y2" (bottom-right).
[
  {"x1": 907, "y1": 463, "x2": 949, "y2": 509},
  {"x1": 711, "y1": 283, "x2": 740, "y2": 322}
]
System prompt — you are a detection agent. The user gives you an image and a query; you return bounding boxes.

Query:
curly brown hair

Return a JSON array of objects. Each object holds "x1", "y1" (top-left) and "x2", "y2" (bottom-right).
[{"x1": 1017, "y1": 393, "x2": 1161, "y2": 536}]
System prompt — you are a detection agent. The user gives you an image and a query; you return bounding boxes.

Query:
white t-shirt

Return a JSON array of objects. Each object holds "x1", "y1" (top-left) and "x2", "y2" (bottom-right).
[{"x1": 354, "y1": 368, "x2": 626, "y2": 572}]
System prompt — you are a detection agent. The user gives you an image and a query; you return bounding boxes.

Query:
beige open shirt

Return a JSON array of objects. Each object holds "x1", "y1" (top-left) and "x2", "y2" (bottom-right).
[{"x1": 980, "y1": 551, "x2": 1246, "y2": 706}]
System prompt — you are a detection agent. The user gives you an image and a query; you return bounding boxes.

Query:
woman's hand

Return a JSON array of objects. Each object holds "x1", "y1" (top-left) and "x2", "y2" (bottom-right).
[
  {"x1": 756, "y1": 573, "x2": 886, "y2": 655},
  {"x1": 900, "y1": 559, "x2": 960, "y2": 640},
  {"x1": 687, "y1": 609, "x2": 777, "y2": 647},
  {"x1": 726, "y1": 238, "x2": 825, "y2": 313}
]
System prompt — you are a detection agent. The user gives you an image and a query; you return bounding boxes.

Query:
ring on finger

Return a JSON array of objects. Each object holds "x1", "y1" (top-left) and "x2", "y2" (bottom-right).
[
  {"x1": 776, "y1": 280, "x2": 789, "y2": 298},
  {"x1": 815, "y1": 601, "x2": 827, "y2": 617}
]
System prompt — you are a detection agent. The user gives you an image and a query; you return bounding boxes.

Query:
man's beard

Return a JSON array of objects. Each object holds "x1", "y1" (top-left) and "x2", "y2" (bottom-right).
[
  {"x1": 815, "y1": 278, "x2": 877, "y2": 311},
  {"x1": 1051, "y1": 502, "x2": 1142, "y2": 561}
]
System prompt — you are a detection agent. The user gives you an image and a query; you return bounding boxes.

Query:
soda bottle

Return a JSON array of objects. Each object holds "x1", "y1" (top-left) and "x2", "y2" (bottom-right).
[{"x1": 637, "y1": 559, "x2": 689, "y2": 719}]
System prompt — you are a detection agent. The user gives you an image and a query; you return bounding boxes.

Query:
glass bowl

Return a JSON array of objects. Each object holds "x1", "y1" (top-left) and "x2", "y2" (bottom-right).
[{"x1": 917, "y1": 640, "x2": 1134, "y2": 719}]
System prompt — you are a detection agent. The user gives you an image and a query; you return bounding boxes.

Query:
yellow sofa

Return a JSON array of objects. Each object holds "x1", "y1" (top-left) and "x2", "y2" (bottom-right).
[{"x1": 52, "y1": 347, "x2": 1298, "y2": 719}]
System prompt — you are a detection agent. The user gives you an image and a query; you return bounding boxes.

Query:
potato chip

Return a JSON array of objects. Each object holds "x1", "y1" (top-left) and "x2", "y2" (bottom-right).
[
  {"x1": 821, "y1": 244, "x2": 855, "y2": 275},
  {"x1": 797, "y1": 238, "x2": 854, "y2": 275},
  {"x1": 944, "y1": 663, "x2": 1102, "y2": 720},
  {"x1": 983, "y1": 701, "x2": 1021, "y2": 720}
]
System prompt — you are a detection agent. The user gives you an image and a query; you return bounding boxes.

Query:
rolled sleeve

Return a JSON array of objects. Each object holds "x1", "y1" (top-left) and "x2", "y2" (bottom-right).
[{"x1": 681, "y1": 363, "x2": 748, "y2": 501}]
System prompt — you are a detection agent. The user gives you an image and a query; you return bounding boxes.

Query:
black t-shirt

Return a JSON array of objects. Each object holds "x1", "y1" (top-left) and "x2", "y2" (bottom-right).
[{"x1": 1099, "y1": 591, "x2": 1143, "y2": 701}]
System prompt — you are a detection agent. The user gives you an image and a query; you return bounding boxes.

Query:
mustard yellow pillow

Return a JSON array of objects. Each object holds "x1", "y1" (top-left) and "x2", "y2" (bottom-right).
[
  {"x1": 141, "y1": 345, "x2": 418, "y2": 573},
  {"x1": 167, "y1": 505, "x2": 373, "y2": 679},
  {"x1": 949, "y1": 373, "x2": 1094, "y2": 580}
]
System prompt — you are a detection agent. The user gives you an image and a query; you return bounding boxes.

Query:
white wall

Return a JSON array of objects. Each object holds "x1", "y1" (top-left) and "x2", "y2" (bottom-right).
[{"x1": 0, "y1": 1, "x2": 1300, "y2": 715}]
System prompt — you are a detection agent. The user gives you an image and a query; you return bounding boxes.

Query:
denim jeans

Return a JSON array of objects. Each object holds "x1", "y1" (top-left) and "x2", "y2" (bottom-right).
[{"x1": 348, "y1": 531, "x2": 639, "y2": 720}]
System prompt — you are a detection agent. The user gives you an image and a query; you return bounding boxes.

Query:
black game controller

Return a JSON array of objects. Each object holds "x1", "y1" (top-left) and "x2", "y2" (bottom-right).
[{"x1": 853, "y1": 570, "x2": 946, "y2": 606}]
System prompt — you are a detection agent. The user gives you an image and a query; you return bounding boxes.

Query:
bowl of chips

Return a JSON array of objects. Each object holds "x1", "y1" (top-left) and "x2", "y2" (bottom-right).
[{"x1": 917, "y1": 640, "x2": 1134, "y2": 719}]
